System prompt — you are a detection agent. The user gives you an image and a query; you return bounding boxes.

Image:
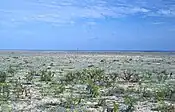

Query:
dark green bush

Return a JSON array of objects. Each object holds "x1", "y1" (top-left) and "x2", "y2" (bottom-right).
[
  {"x1": 40, "y1": 70, "x2": 54, "y2": 81},
  {"x1": 0, "y1": 71, "x2": 7, "y2": 83}
]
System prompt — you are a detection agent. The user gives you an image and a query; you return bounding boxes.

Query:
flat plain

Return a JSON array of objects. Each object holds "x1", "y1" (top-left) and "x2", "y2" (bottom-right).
[{"x1": 0, "y1": 51, "x2": 175, "y2": 112}]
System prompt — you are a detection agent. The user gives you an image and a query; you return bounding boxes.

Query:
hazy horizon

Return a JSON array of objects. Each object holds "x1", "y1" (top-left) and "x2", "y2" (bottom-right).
[{"x1": 0, "y1": 49, "x2": 174, "y2": 52}]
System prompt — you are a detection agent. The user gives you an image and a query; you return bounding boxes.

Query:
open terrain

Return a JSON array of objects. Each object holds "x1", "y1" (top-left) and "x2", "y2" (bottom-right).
[{"x1": 0, "y1": 51, "x2": 175, "y2": 112}]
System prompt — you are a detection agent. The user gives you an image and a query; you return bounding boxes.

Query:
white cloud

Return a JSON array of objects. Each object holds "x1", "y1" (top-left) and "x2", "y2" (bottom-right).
[
  {"x1": 152, "y1": 22, "x2": 165, "y2": 25},
  {"x1": 157, "y1": 9, "x2": 175, "y2": 16},
  {"x1": 0, "y1": 0, "x2": 175, "y2": 26}
]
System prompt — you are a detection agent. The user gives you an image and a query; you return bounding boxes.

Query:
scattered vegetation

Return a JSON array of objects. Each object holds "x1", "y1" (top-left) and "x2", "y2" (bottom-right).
[
  {"x1": 0, "y1": 52, "x2": 174, "y2": 112},
  {"x1": 40, "y1": 70, "x2": 54, "y2": 81},
  {"x1": 0, "y1": 71, "x2": 7, "y2": 83},
  {"x1": 123, "y1": 95, "x2": 136, "y2": 112}
]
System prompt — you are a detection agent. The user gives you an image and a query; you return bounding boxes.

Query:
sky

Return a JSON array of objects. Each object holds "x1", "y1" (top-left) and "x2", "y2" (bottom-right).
[{"x1": 0, "y1": 0, "x2": 175, "y2": 50}]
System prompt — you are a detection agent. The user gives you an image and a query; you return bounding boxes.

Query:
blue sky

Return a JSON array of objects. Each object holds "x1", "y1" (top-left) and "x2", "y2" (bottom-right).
[{"x1": 0, "y1": 0, "x2": 175, "y2": 50}]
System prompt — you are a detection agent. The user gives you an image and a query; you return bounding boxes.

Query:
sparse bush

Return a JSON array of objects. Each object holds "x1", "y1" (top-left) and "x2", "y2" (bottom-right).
[
  {"x1": 123, "y1": 95, "x2": 136, "y2": 112},
  {"x1": 120, "y1": 70, "x2": 140, "y2": 82},
  {"x1": 64, "y1": 72, "x2": 75, "y2": 83},
  {"x1": 64, "y1": 68, "x2": 105, "y2": 85},
  {"x1": 0, "y1": 83, "x2": 10, "y2": 100},
  {"x1": 40, "y1": 70, "x2": 54, "y2": 82},
  {"x1": 83, "y1": 68, "x2": 105, "y2": 83},
  {"x1": 106, "y1": 72, "x2": 119, "y2": 85},
  {"x1": 14, "y1": 80, "x2": 29, "y2": 98},
  {"x1": 113, "y1": 102, "x2": 119, "y2": 112},
  {"x1": 142, "y1": 71, "x2": 153, "y2": 82},
  {"x1": 97, "y1": 98, "x2": 106, "y2": 107},
  {"x1": 165, "y1": 80, "x2": 175, "y2": 101},
  {"x1": 50, "y1": 83, "x2": 65, "y2": 95},
  {"x1": 25, "y1": 71, "x2": 36, "y2": 83},
  {"x1": 60, "y1": 95, "x2": 82, "y2": 108},
  {"x1": 0, "y1": 71, "x2": 7, "y2": 83},
  {"x1": 105, "y1": 86, "x2": 124, "y2": 96},
  {"x1": 154, "y1": 87, "x2": 167, "y2": 102},
  {"x1": 7, "y1": 65, "x2": 16, "y2": 76},
  {"x1": 152, "y1": 101, "x2": 175, "y2": 112},
  {"x1": 86, "y1": 79, "x2": 100, "y2": 98},
  {"x1": 50, "y1": 63, "x2": 54, "y2": 66},
  {"x1": 154, "y1": 70, "x2": 170, "y2": 83}
]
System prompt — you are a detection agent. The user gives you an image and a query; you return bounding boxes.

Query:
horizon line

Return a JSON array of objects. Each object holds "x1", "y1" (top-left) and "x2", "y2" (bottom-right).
[{"x1": 0, "y1": 49, "x2": 174, "y2": 52}]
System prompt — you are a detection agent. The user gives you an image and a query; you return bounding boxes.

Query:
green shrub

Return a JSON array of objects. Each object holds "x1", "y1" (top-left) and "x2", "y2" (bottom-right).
[
  {"x1": 65, "y1": 72, "x2": 75, "y2": 82},
  {"x1": 14, "y1": 80, "x2": 28, "y2": 98},
  {"x1": 40, "y1": 70, "x2": 54, "y2": 82},
  {"x1": 64, "y1": 68, "x2": 105, "y2": 84},
  {"x1": 105, "y1": 86, "x2": 125, "y2": 96},
  {"x1": 120, "y1": 70, "x2": 140, "y2": 82},
  {"x1": 123, "y1": 95, "x2": 136, "y2": 112},
  {"x1": 25, "y1": 71, "x2": 36, "y2": 83},
  {"x1": 154, "y1": 88, "x2": 166, "y2": 101},
  {"x1": 60, "y1": 96, "x2": 82, "y2": 108},
  {"x1": 7, "y1": 65, "x2": 16, "y2": 76},
  {"x1": 113, "y1": 102, "x2": 119, "y2": 112},
  {"x1": 0, "y1": 71, "x2": 7, "y2": 83},
  {"x1": 153, "y1": 101, "x2": 175, "y2": 112},
  {"x1": 86, "y1": 79, "x2": 100, "y2": 98},
  {"x1": 0, "y1": 83, "x2": 10, "y2": 100},
  {"x1": 155, "y1": 70, "x2": 169, "y2": 83},
  {"x1": 50, "y1": 83, "x2": 65, "y2": 95}
]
